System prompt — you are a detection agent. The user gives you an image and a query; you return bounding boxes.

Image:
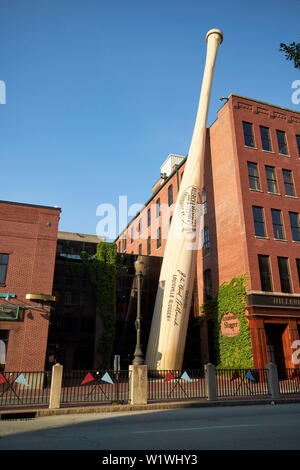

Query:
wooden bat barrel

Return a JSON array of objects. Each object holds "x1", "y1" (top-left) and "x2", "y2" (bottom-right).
[{"x1": 145, "y1": 29, "x2": 223, "y2": 372}]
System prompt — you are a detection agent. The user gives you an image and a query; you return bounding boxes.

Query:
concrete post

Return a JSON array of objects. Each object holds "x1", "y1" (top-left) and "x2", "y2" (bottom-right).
[
  {"x1": 49, "y1": 363, "x2": 63, "y2": 409},
  {"x1": 129, "y1": 364, "x2": 148, "y2": 405},
  {"x1": 266, "y1": 362, "x2": 280, "y2": 400},
  {"x1": 205, "y1": 363, "x2": 216, "y2": 401}
]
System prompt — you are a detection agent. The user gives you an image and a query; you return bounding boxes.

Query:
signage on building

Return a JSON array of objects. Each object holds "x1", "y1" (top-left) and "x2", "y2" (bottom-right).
[
  {"x1": 0, "y1": 305, "x2": 19, "y2": 320},
  {"x1": 248, "y1": 294, "x2": 300, "y2": 309},
  {"x1": 221, "y1": 313, "x2": 240, "y2": 337}
]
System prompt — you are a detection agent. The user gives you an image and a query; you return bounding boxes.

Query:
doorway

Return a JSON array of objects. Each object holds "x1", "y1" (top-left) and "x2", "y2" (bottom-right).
[{"x1": 264, "y1": 323, "x2": 287, "y2": 378}]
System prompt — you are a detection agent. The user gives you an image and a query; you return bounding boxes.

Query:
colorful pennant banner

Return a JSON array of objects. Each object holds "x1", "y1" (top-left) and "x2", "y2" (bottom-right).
[
  {"x1": 101, "y1": 372, "x2": 114, "y2": 385},
  {"x1": 230, "y1": 371, "x2": 240, "y2": 381},
  {"x1": 15, "y1": 373, "x2": 29, "y2": 387},
  {"x1": 245, "y1": 370, "x2": 256, "y2": 382},
  {"x1": 181, "y1": 371, "x2": 192, "y2": 382},
  {"x1": 0, "y1": 373, "x2": 6, "y2": 385},
  {"x1": 164, "y1": 372, "x2": 175, "y2": 383},
  {"x1": 80, "y1": 372, "x2": 95, "y2": 385}
]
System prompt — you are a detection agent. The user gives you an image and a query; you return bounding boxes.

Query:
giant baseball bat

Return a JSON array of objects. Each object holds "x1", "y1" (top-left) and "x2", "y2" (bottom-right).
[{"x1": 145, "y1": 29, "x2": 223, "y2": 371}]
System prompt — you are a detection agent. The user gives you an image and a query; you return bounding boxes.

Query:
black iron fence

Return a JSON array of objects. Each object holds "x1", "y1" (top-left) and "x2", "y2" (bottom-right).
[
  {"x1": 0, "y1": 371, "x2": 52, "y2": 407},
  {"x1": 215, "y1": 369, "x2": 269, "y2": 398},
  {"x1": 60, "y1": 369, "x2": 131, "y2": 405},
  {"x1": 1, "y1": 366, "x2": 300, "y2": 409},
  {"x1": 278, "y1": 369, "x2": 300, "y2": 395},
  {"x1": 148, "y1": 369, "x2": 206, "y2": 401}
]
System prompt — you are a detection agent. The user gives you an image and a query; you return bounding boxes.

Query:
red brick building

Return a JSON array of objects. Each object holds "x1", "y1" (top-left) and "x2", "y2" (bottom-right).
[
  {"x1": 0, "y1": 201, "x2": 61, "y2": 371},
  {"x1": 116, "y1": 94, "x2": 300, "y2": 370}
]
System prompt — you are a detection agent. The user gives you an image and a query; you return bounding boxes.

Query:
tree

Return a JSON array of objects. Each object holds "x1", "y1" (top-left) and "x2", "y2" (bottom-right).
[{"x1": 279, "y1": 42, "x2": 300, "y2": 69}]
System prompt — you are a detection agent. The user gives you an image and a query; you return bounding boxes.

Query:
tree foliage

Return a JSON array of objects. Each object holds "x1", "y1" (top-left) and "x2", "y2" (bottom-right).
[{"x1": 279, "y1": 42, "x2": 300, "y2": 69}]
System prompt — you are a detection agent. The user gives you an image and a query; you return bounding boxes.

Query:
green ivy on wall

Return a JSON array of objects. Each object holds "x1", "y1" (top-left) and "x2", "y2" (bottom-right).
[
  {"x1": 81, "y1": 242, "x2": 117, "y2": 368},
  {"x1": 202, "y1": 274, "x2": 253, "y2": 369}
]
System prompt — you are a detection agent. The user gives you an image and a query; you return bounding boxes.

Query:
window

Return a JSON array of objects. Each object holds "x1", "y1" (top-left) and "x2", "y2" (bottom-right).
[
  {"x1": 65, "y1": 291, "x2": 73, "y2": 305},
  {"x1": 169, "y1": 215, "x2": 173, "y2": 227},
  {"x1": 0, "y1": 254, "x2": 9, "y2": 284},
  {"x1": 276, "y1": 130, "x2": 288, "y2": 155},
  {"x1": 243, "y1": 121, "x2": 255, "y2": 147},
  {"x1": 260, "y1": 126, "x2": 272, "y2": 151},
  {"x1": 202, "y1": 188, "x2": 207, "y2": 215},
  {"x1": 138, "y1": 219, "x2": 142, "y2": 235},
  {"x1": 289, "y1": 212, "x2": 300, "y2": 241},
  {"x1": 271, "y1": 209, "x2": 285, "y2": 240},
  {"x1": 278, "y1": 257, "x2": 292, "y2": 293},
  {"x1": 204, "y1": 269, "x2": 213, "y2": 302},
  {"x1": 157, "y1": 227, "x2": 161, "y2": 248},
  {"x1": 203, "y1": 227, "x2": 210, "y2": 257},
  {"x1": 0, "y1": 330, "x2": 9, "y2": 370},
  {"x1": 147, "y1": 236, "x2": 151, "y2": 255},
  {"x1": 138, "y1": 244, "x2": 142, "y2": 255},
  {"x1": 282, "y1": 169, "x2": 295, "y2": 197},
  {"x1": 296, "y1": 259, "x2": 300, "y2": 283},
  {"x1": 252, "y1": 206, "x2": 266, "y2": 237},
  {"x1": 124, "y1": 235, "x2": 127, "y2": 251},
  {"x1": 247, "y1": 162, "x2": 261, "y2": 191},
  {"x1": 147, "y1": 208, "x2": 151, "y2": 227},
  {"x1": 156, "y1": 198, "x2": 160, "y2": 218},
  {"x1": 258, "y1": 255, "x2": 273, "y2": 292},
  {"x1": 296, "y1": 135, "x2": 300, "y2": 157},
  {"x1": 265, "y1": 166, "x2": 278, "y2": 193},
  {"x1": 130, "y1": 227, "x2": 134, "y2": 244},
  {"x1": 168, "y1": 185, "x2": 173, "y2": 206},
  {"x1": 118, "y1": 242, "x2": 121, "y2": 253}
]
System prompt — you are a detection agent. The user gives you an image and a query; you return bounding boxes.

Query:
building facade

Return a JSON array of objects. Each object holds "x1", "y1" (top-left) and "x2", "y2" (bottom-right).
[
  {"x1": 115, "y1": 94, "x2": 300, "y2": 371},
  {"x1": 0, "y1": 200, "x2": 61, "y2": 371}
]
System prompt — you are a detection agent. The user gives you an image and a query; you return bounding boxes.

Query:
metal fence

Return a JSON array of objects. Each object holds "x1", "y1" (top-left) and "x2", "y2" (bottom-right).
[
  {"x1": 0, "y1": 371, "x2": 52, "y2": 407},
  {"x1": 148, "y1": 369, "x2": 206, "y2": 401},
  {"x1": 278, "y1": 369, "x2": 300, "y2": 395},
  {"x1": 216, "y1": 369, "x2": 269, "y2": 398},
  {"x1": 60, "y1": 369, "x2": 131, "y2": 405}
]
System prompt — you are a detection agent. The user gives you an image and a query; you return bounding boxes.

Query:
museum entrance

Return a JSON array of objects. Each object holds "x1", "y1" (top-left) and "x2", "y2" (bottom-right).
[{"x1": 265, "y1": 323, "x2": 287, "y2": 378}]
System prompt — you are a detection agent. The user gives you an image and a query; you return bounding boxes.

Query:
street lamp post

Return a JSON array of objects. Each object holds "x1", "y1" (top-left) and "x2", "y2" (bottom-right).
[{"x1": 133, "y1": 258, "x2": 145, "y2": 365}]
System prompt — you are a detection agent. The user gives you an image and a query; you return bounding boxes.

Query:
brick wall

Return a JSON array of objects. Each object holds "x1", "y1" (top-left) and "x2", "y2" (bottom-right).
[{"x1": 0, "y1": 201, "x2": 60, "y2": 371}]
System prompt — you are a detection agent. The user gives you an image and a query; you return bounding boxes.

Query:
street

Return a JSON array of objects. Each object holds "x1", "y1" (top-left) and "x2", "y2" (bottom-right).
[{"x1": 1, "y1": 403, "x2": 300, "y2": 450}]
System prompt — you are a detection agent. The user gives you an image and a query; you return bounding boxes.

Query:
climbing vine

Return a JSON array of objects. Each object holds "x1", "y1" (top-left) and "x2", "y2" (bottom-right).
[
  {"x1": 202, "y1": 274, "x2": 253, "y2": 369},
  {"x1": 81, "y1": 242, "x2": 117, "y2": 367}
]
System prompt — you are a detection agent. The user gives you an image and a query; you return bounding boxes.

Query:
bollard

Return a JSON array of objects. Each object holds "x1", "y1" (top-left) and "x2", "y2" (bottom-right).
[
  {"x1": 49, "y1": 363, "x2": 63, "y2": 409},
  {"x1": 129, "y1": 364, "x2": 148, "y2": 405},
  {"x1": 266, "y1": 362, "x2": 280, "y2": 400},
  {"x1": 205, "y1": 363, "x2": 216, "y2": 401}
]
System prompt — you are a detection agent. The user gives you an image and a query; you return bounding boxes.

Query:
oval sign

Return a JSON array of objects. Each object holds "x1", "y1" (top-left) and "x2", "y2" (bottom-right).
[{"x1": 221, "y1": 313, "x2": 240, "y2": 337}]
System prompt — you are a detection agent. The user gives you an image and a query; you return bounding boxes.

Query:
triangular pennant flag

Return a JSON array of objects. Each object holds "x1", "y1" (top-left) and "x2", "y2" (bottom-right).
[
  {"x1": 164, "y1": 372, "x2": 175, "y2": 383},
  {"x1": 101, "y1": 372, "x2": 114, "y2": 385},
  {"x1": 0, "y1": 373, "x2": 6, "y2": 385},
  {"x1": 181, "y1": 371, "x2": 192, "y2": 382},
  {"x1": 245, "y1": 370, "x2": 256, "y2": 382},
  {"x1": 15, "y1": 373, "x2": 29, "y2": 387},
  {"x1": 80, "y1": 372, "x2": 95, "y2": 385},
  {"x1": 230, "y1": 371, "x2": 240, "y2": 381}
]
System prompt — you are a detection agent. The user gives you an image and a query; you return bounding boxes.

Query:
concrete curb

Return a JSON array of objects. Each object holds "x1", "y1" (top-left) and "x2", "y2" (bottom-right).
[{"x1": 1, "y1": 397, "x2": 300, "y2": 419}]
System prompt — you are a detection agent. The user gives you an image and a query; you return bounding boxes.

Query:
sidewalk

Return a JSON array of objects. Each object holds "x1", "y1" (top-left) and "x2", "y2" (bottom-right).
[{"x1": 1, "y1": 396, "x2": 300, "y2": 419}]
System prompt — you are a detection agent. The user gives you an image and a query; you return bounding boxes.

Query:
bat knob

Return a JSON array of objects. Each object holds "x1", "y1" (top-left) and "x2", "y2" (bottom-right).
[{"x1": 206, "y1": 28, "x2": 223, "y2": 44}]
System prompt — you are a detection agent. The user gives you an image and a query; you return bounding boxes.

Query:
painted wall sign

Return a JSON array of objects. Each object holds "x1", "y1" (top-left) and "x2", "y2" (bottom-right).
[
  {"x1": 248, "y1": 294, "x2": 300, "y2": 309},
  {"x1": 221, "y1": 313, "x2": 240, "y2": 337},
  {"x1": 0, "y1": 305, "x2": 19, "y2": 320}
]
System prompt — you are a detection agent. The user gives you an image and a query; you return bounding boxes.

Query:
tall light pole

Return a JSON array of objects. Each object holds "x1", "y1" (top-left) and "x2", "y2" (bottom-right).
[{"x1": 133, "y1": 258, "x2": 145, "y2": 365}]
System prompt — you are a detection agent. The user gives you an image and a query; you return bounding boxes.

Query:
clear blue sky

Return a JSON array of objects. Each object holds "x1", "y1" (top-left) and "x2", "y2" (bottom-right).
[{"x1": 1, "y1": 0, "x2": 299, "y2": 240}]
